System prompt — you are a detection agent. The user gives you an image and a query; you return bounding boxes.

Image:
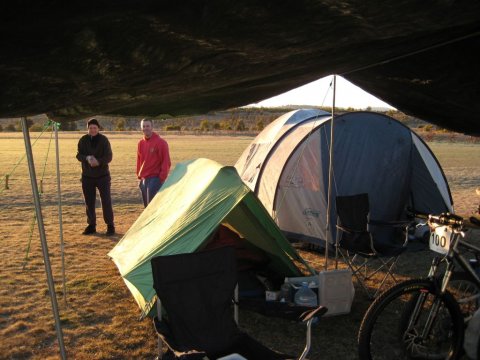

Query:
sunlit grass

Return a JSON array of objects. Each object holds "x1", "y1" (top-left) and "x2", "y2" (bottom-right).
[{"x1": 0, "y1": 132, "x2": 478, "y2": 359}]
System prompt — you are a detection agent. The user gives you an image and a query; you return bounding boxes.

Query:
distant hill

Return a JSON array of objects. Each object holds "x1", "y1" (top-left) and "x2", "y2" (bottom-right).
[{"x1": 0, "y1": 107, "x2": 438, "y2": 133}]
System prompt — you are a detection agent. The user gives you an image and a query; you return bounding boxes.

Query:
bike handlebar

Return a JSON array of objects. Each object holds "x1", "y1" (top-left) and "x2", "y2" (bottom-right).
[
  {"x1": 428, "y1": 213, "x2": 464, "y2": 228},
  {"x1": 406, "y1": 208, "x2": 464, "y2": 228}
]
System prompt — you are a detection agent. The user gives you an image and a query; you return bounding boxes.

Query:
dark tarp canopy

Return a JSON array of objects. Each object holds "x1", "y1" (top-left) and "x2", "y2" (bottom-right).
[{"x1": 1, "y1": 1, "x2": 479, "y2": 135}]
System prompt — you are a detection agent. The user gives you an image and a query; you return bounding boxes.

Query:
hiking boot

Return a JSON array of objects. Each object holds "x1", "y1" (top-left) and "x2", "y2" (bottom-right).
[
  {"x1": 82, "y1": 225, "x2": 96, "y2": 235},
  {"x1": 106, "y1": 225, "x2": 116, "y2": 236}
]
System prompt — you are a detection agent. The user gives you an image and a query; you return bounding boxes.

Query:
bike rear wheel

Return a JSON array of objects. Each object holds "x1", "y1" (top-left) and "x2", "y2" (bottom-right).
[{"x1": 358, "y1": 279, "x2": 464, "y2": 360}]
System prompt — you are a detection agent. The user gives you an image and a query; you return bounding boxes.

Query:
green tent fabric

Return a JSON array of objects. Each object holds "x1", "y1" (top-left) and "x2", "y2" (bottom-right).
[{"x1": 108, "y1": 158, "x2": 313, "y2": 317}]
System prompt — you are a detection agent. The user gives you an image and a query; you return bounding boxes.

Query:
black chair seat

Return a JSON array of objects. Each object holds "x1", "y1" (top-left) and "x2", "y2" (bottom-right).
[
  {"x1": 372, "y1": 241, "x2": 407, "y2": 257},
  {"x1": 335, "y1": 193, "x2": 411, "y2": 298}
]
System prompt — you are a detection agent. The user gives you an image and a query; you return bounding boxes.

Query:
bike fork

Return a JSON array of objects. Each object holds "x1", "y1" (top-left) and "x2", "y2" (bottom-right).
[{"x1": 406, "y1": 258, "x2": 453, "y2": 348}]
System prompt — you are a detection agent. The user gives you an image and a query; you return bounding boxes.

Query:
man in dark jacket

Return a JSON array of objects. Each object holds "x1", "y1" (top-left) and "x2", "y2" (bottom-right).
[{"x1": 76, "y1": 118, "x2": 115, "y2": 235}]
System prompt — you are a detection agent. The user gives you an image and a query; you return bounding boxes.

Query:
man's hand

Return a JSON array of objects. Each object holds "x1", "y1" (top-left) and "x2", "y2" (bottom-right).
[{"x1": 87, "y1": 156, "x2": 100, "y2": 167}]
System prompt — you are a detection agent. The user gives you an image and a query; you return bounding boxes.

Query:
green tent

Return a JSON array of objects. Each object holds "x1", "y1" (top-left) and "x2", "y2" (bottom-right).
[{"x1": 108, "y1": 158, "x2": 313, "y2": 317}]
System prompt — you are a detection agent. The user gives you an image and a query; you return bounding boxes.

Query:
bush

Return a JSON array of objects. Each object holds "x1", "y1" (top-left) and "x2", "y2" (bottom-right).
[
  {"x1": 219, "y1": 121, "x2": 232, "y2": 130},
  {"x1": 200, "y1": 120, "x2": 210, "y2": 131},
  {"x1": 5, "y1": 124, "x2": 17, "y2": 132},
  {"x1": 61, "y1": 121, "x2": 77, "y2": 131},
  {"x1": 255, "y1": 119, "x2": 265, "y2": 131},
  {"x1": 448, "y1": 133, "x2": 457, "y2": 142},
  {"x1": 165, "y1": 125, "x2": 181, "y2": 131},
  {"x1": 29, "y1": 124, "x2": 44, "y2": 132},
  {"x1": 423, "y1": 132, "x2": 435, "y2": 142},
  {"x1": 115, "y1": 119, "x2": 126, "y2": 131},
  {"x1": 234, "y1": 120, "x2": 245, "y2": 131}
]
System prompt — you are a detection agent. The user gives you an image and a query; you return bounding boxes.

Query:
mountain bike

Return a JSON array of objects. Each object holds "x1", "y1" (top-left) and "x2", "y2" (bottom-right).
[{"x1": 358, "y1": 212, "x2": 480, "y2": 359}]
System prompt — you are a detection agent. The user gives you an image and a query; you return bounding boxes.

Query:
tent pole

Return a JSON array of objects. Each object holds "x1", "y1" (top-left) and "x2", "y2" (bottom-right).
[
  {"x1": 325, "y1": 75, "x2": 336, "y2": 271},
  {"x1": 53, "y1": 121, "x2": 67, "y2": 306},
  {"x1": 21, "y1": 118, "x2": 67, "y2": 360}
]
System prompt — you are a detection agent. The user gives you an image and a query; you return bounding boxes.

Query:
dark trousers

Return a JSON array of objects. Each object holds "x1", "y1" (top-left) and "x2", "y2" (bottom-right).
[
  {"x1": 81, "y1": 175, "x2": 114, "y2": 227},
  {"x1": 139, "y1": 177, "x2": 162, "y2": 207}
]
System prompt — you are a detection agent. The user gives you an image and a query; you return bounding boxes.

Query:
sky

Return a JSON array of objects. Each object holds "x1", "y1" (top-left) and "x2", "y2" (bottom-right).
[{"x1": 247, "y1": 75, "x2": 396, "y2": 110}]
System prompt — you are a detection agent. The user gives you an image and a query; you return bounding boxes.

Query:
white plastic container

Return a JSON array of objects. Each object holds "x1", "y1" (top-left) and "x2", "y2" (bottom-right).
[
  {"x1": 294, "y1": 281, "x2": 318, "y2": 307},
  {"x1": 318, "y1": 269, "x2": 355, "y2": 316}
]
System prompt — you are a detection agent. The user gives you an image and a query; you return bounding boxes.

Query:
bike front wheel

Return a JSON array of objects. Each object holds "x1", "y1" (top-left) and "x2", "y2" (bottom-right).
[{"x1": 358, "y1": 278, "x2": 464, "y2": 360}]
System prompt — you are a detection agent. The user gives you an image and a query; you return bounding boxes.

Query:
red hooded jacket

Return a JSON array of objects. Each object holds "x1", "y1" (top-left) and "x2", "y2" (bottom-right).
[{"x1": 136, "y1": 132, "x2": 171, "y2": 181}]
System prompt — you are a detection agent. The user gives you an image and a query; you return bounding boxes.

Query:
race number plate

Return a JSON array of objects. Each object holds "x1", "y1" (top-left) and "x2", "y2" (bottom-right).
[{"x1": 429, "y1": 226, "x2": 453, "y2": 254}]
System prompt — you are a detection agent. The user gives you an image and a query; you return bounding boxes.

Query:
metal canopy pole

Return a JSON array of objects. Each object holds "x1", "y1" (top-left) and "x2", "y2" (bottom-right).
[
  {"x1": 324, "y1": 75, "x2": 336, "y2": 271},
  {"x1": 21, "y1": 118, "x2": 67, "y2": 360},
  {"x1": 54, "y1": 121, "x2": 67, "y2": 306}
]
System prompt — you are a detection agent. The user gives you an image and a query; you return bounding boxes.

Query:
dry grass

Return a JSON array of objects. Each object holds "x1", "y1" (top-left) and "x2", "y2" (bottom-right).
[{"x1": 0, "y1": 132, "x2": 479, "y2": 359}]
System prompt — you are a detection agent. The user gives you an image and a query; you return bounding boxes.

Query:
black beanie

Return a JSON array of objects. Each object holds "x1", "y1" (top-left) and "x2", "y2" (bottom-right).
[{"x1": 87, "y1": 118, "x2": 100, "y2": 128}]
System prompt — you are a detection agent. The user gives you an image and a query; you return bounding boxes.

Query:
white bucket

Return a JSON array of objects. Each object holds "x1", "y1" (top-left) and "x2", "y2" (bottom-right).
[{"x1": 318, "y1": 269, "x2": 355, "y2": 316}]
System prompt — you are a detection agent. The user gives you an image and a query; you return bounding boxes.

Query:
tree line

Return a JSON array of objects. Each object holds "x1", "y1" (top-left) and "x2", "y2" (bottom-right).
[{"x1": 0, "y1": 107, "x2": 440, "y2": 133}]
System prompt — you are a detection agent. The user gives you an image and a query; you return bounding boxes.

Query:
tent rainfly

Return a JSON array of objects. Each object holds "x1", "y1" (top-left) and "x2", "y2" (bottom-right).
[
  {"x1": 108, "y1": 158, "x2": 311, "y2": 317},
  {"x1": 235, "y1": 109, "x2": 453, "y2": 246}
]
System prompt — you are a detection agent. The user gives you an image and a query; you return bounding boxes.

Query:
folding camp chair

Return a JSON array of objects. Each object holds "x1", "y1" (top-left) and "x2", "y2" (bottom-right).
[
  {"x1": 151, "y1": 247, "x2": 327, "y2": 360},
  {"x1": 335, "y1": 193, "x2": 411, "y2": 299}
]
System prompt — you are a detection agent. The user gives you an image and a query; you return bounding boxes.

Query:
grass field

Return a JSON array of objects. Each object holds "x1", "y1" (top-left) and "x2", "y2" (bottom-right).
[{"x1": 0, "y1": 132, "x2": 479, "y2": 359}]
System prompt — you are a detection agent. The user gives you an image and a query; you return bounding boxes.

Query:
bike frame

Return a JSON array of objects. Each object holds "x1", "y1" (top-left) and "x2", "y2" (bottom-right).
[
  {"x1": 436, "y1": 230, "x2": 480, "y2": 293},
  {"x1": 405, "y1": 219, "x2": 480, "y2": 353},
  {"x1": 449, "y1": 237, "x2": 480, "y2": 288}
]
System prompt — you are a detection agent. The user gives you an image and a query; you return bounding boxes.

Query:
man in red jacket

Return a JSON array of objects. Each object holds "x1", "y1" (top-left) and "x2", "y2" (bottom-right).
[{"x1": 136, "y1": 118, "x2": 171, "y2": 207}]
